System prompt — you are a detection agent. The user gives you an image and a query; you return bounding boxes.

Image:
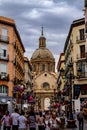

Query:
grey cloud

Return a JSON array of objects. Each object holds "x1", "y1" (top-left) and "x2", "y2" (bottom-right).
[{"x1": 0, "y1": 0, "x2": 84, "y2": 64}]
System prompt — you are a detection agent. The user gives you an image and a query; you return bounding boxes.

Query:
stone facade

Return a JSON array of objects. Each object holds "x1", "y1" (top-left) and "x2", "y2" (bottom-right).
[{"x1": 30, "y1": 28, "x2": 57, "y2": 111}]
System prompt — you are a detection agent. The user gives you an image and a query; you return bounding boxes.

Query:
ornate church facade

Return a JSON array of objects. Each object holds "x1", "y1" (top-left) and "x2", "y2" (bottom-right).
[{"x1": 30, "y1": 28, "x2": 57, "y2": 111}]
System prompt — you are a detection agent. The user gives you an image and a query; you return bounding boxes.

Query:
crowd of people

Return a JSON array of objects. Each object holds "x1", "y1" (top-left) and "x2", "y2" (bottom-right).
[{"x1": 0, "y1": 107, "x2": 85, "y2": 130}]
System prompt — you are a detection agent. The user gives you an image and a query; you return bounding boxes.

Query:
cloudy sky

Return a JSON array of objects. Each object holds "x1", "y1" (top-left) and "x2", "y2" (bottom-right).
[{"x1": 0, "y1": 0, "x2": 84, "y2": 69}]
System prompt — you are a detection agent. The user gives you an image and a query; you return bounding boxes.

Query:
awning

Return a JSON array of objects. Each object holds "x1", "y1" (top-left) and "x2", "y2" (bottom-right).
[{"x1": 73, "y1": 85, "x2": 80, "y2": 99}]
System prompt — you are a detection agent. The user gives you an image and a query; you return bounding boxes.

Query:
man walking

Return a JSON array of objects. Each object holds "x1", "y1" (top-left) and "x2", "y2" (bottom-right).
[
  {"x1": 11, "y1": 108, "x2": 20, "y2": 130},
  {"x1": 77, "y1": 108, "x2": 84, "y2": 130}
]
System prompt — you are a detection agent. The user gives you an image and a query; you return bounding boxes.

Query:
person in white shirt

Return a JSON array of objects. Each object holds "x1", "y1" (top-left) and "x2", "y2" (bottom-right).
[
  {"x1": 11, "y1": 108, "x2": 20, "y2": 130},
  {"x1": 18, "y1": 110, "x2": 27, "y2": 130},
  {"x1": 48, "y1": 112, "x2": 61, "y2": 130},
  {"x1": 2, "y1": 110, "x2": 11, "y2": 130}
]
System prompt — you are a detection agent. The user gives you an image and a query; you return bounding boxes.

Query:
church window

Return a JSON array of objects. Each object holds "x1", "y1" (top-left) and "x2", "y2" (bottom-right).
[
  {"x1": 42, "y1": 64, "x2": 45, "y2": 71},
  {"x1": 33, "y1": 64, "x2": 36, "y2": 71},
  {"x1": 48, "y1": 63, "x2": 50, "y2": 71},
  {"x1": 42, "y1": 82, "x2": 50, "y2": 89}
]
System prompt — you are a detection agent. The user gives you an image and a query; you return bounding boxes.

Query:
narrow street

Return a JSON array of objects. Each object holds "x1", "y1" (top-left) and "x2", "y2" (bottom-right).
[{"x1": 1, "y1": 120, "x2": 87, "y2": 130}]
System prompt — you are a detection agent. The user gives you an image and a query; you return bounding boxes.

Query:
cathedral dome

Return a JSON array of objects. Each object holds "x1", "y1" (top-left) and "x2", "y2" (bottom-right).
[
  {"x1": 30, "y1": 26, "x2": 55, "y2": 73},
  {"x1": 31, "y1": 47, "x2": 54, "y2": 60}
]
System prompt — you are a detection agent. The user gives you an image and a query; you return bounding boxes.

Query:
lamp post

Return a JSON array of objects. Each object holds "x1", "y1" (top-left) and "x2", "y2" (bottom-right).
[{"x1": 60, "y1": 62, "x2": 82, "y2": 128}]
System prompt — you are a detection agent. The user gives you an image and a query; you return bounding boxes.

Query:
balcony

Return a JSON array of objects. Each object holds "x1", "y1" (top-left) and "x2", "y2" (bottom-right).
[
  {"x1": 76, "y1": 36, "x2": 86, "y2": 43},
  {"x1": 77, "y1": 53, "x2": 86, "y2": 61},
  {"x1": 0, "y1": 72, "x2": 9, "y2": 81},
  {"x1": 77, "y1": 72, "x2": 87, "y2": 79},
  {"x1": 0, "y1": 35, "x2": 9, "y2": 43}
]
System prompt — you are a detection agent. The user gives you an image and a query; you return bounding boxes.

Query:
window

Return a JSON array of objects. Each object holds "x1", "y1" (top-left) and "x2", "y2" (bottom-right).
[
  {"x1": 48, "y1": 63, "x2": 50, "y2": 71},
  {"x1": 81, "y1": 64, "x2": 85, "y2": 77},
  {"x1": 1, "y1": 28, "x2": 8, "y2": 41},
  {"x1": 42, "y1": 64, "x2": 45, "y2": 71},
  {"x1": 0, "y1": 85, "x2": 8, "y2": 95},
  {"x1": 3, "y1": 49, "x2": 6, "y2": 57},
  {"x1": 80, "y1": 45, "x2": 85, "y2": 58},
  {"x1": 0, "y1": 44, "x2": 7, "y2": 59},
  {"x1": 42, "y1": 82, "x2": 50, "y2": 89},
  {"x1": 0, "y1": 63, "x2": 7, "y2": 73},
  {"x1": 78, "y1": 63, "x2": 85, "y2": 77},
  {"x1": 79, "y1": 29, "x2": 85, "y2": 40},
  {"x1": 33, "y1": 64, "x2": 36, "y2": 71}
]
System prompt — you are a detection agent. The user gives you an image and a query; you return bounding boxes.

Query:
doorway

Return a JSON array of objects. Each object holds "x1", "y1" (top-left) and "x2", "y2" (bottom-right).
[{"x1": 0, "y1": 104, "x2": 8, "y2": 115}]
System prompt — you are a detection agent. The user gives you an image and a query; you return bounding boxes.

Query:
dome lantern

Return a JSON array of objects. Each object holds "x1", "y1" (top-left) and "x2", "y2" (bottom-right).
[{"x1": 39, "y1": 25, "x2": 46, "y2": 48}]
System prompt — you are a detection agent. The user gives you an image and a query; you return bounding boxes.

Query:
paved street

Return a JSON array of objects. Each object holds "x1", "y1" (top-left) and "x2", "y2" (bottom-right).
[
  {"x1": 62, "y1": 120, "x2": 87, "y2": 130},
  {"x1": 1, "y1": 120, "x2": 87, "y2": 130}
]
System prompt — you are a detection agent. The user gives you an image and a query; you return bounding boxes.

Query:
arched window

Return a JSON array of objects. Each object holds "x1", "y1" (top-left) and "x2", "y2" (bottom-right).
[
  {"x1": 42, "y1": 82, "x2": 50, "y2": 89},
  {"x1": 0, "y1": 85, "x2": 8, "y2": 96}
]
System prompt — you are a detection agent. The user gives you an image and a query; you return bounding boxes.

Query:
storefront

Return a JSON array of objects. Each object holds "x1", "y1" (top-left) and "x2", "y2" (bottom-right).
[
  {"x1": 73, "y1": 84, "x2": 87, "y2": 111},
  {"x1": 0, "y1": 97, "x2": 13, "y2": 114}
]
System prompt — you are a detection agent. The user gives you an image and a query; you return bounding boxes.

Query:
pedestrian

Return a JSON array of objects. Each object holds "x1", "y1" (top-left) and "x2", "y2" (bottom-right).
[
  {"x1": 1, "y1": 110, "x2": 11, "y2": 130},
  {"x1": 18, "y1": 110, "x2": 27, "y2": 130},
  {"x1": 28, "y1": 108, "x2": 36, "y2": 130},
  {"x1": 45, "y1": 111, "x2": 51, "y2": 130},
  {"x1": 66, "y1": 109, "x2": 70, "y2": 120},
  {"x1": 0, "y1": 111, "x2": 3, "y2": 129},
  {"x1": 11, "y1": 108, "x2": 20, "y2": 130},
  {"x1": 73, "y1": 110, "x2": 77, "y2": 120},
  {"x1": 48, "y1": 112, "x2": 61, "y2": 130},
  {"x1": 77, "y1": 108, "x2": 84, "y2": 130},
  {"x1": 38, "y1": 111, "x2": 45, "y2": 130}
]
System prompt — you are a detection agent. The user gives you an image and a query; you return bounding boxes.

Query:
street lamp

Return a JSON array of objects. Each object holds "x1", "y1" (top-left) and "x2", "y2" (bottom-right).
[{"x1": 60, "y1": 62, "x2": 82, "y2": 128}]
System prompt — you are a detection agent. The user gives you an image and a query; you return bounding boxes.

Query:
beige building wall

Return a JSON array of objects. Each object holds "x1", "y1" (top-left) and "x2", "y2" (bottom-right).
[{"x1": 64, "y1": 18, "x2": 87, "y2": 110}]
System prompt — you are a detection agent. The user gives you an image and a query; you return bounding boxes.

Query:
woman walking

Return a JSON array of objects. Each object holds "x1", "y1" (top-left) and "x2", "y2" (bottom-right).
[{"x1": 2, "y1": 110, "x2": 11, "y2": 130}]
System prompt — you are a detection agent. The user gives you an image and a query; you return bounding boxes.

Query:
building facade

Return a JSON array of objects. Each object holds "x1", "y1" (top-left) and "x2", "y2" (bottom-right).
[
  {"x1": 30, "y1": 28, "x2": 57, "y2": 111},
  {"x1": 57, "y1": 53, "x2": 66, "y2": 110},
  {"x1": 0, "y1": 16, "x2": 25, "y2": 113},
  {"x1": 63, "y1": 18, "x2": 87, "y2": 111}
]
